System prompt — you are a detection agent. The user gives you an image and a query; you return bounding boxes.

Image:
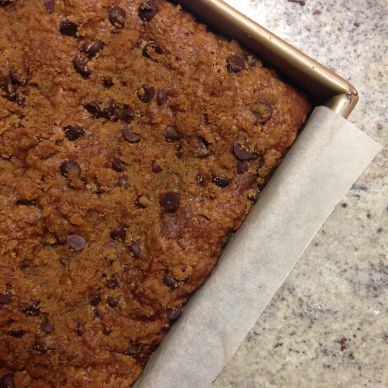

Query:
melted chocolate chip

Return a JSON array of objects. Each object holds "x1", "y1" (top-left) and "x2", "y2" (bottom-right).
[
  {"x1": 16, "y1": 199, "x2": 36, "y2": 206},
  {"x1": 128, "y1": 240, "x2": 142, "y2": 259},
  {"x1": 122, "y1": 126, "x2": 141, "y2": 143},
  {"x1": 63, "y1": 125, "x2": 84, "y2": 141},
  {"x1": 138, "y1": 0, "x2": 158, "y2": 21},
  {"x1": 80, "y1": 40, "x2": 104, "y2": 58},
  {"x1": 143, "y1": 42, "x2": 164, "y2": 59},
  {"x1": 94, "y1": 309, "x2": 104, "y2": 319},
  {"x1": 21, "y1": 300, "x2": 41, "y2": 316},
  {"x1": 0, "y1": 373, "x2": 15, "y2": 388},
  {"x1": 44, "y1": 0, "x2": 55, "y2": 13},
  {"x1": 105, "y1": 274, "x2": 120, "y2": 289},
  {"x1": 195, "y1": 137, "x2": 211, "y2": 158},
  {"x1": 109, "y1": 6, "x2": 126, "y2": 28},
  {"x1": 163, "y1": 273, "x2": 179, "y2": 289},
  {"x1": 59, "y1": 20, "x2": 78, "y2": 37},
  {"x1": 110, "y1": 225, "x2": 126, "y2": 241},
  {"x1": 159, "y1": 192, "x2": 180, "y2": 213},
  {"x1": 233, "y1": 142, "x2": 257, "y2": 161},
  {"x1": 0, "y1": 0, "x2": 12, "y2": 6},
  {"x1": 157, "y1": 89, "x2": 168, "y2": 105},
  {"x1": 117, "y1": 105, "x2": 133, "y2": 123},
  {"x1": 60, "y1": 160, "x2": 81, "y2": 178},
  {"x1": 102, "y1": 101, "x2": 118, "y2": 121},
  {"x1": 41, "y1": 321, "x2": 55, "y2": 334},
  {"x1": 212, "y1": 175, "x2": 231, "y2": 188},
  {"x1": 89, "y1": 292, "x2": 101, "y2": 307},
  {"x1": 83, "y1": 101, "x2": 102, "y2": 117},
  {"x1": 111, "y1": 159, "x2": 125, "y2": 172},
  {"x1": 73, "y1": 54, "x2": 91, "y2": 78},
  {"x1": 7, "y1": 329, "x2": 26, "y2": 338},
  {"x1": 75, "y1": 322, "x2": 85, "y2": 336},
  {"x1": 138, "y1": 85, "x2": 155, "y2": 103},
  {"x1": 151, "y1": 160, "x2": 162, "y2": 173},
  {"x1": 0, "y1": 294, "x2": 13, "y2": 305},
  {"x1": 102, "y1": 77, "x2": 114, "y2": 88},
  {"x1": 123, "y1": 342, "x2": 141, "y2": 358},
  {"x1": 32, "y1": 340, "x2": 48, "y2": 354},
  {"x1": 226, "y1": 55, "x2": 245, "y2": 73},
  {"x1": 254, "y1": 102, "x2": 273, "y2": 124},
  {"x1": 236, "y1": 160, "x2": 247, "y2": 174},
  {"x1": 165, "y1": 127, "x2": 181, "y2": 142},
  {"x1": 67, "y1": 234, "x2": 86, "y2": 251},
  {"x1": 107, "y1": 296, "x2": 119, "y2": 308},
  {"x1": 103, "y1": 326, "x2": 112, "y2": 336},
  {"x1": 166, "y1": 306, "x2": 183, "y2": 321}
]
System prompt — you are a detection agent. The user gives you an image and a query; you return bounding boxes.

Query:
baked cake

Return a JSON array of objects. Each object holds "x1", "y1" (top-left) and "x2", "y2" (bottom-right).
[{"x1": 0, "y1": 0, "x2": 310, "y2": 386}]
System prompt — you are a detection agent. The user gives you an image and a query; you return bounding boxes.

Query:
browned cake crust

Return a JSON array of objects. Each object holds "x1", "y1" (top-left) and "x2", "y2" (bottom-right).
[{"x1": 0, "y1": 0, "x2": 310, "y2": 386}]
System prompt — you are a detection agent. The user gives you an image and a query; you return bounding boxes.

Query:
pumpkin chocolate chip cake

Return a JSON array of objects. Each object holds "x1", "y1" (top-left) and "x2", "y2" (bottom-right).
[{"x1": 0, "y1": 0, "x2": 310, "y2": 386}]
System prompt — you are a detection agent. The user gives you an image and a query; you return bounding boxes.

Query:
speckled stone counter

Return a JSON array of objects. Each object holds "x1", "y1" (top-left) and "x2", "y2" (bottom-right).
[{"x1": 214, "y1": 0, "x2": 388, "y2": 387}]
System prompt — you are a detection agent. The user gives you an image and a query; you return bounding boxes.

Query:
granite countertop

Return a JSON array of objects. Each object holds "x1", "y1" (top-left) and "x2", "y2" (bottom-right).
[{"x1": 214, "y1": 0, "x2": 388, "y2": 387}]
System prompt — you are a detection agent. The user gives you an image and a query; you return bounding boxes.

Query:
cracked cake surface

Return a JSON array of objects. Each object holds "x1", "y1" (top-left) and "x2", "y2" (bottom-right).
[{"x1": 0, "y1": 0, "x2": 310, "y2": 386}]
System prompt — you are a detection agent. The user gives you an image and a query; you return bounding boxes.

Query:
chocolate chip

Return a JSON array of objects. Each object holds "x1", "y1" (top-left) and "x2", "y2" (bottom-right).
[
  {"x1": 163, "y1": 272, "x2": 179, "y2": 289},
  {"x1": 226, "y1": 55, "x2": 245, "y2": 73},
  {"x1": 166, "y1": 306, "x2": 183, "y2": 321},
  {"x1": 139, "y1": 0, "x2": 158, "y2": 21},
  {"x1": 41, "y1": 321, "x2": 55, "y2": 334},
  {"x1": 103, "y1": 326, "x2": 112, "y2": 336},
  {"x1": 44, "y1": 0, "x2": 55, "y2": 13},
  {"x1": 128, "y1": 240, "x2": 142, "y2": 259},
  {"x1": 102, "y1": 77, "x2": 114, "y2": 88},
  {"x1": 160, "y1": 192, "x2": 180, "y2": 213},
  {"x1": 73, "y1": 54, "x2": 91, "y2": 78},
  {"x1": 137, "y1": 85, "x2": 155, "y2": 103},
  {"x1": 21, "y1": 300, "x2": 41, "y2": 316},
  {"x1": 0, "y1": 294, "x2": 13, "y2": 305},
  {"x1": 111, "y1": 159, "x2": 125, "y2": 172},
  {"x1": 107, "y1": 296, "x2": 119, "y2": 308},
  {"x1": 117, "y1": 105, "x2": 133, "y2": 123},
  {"x1": 16, "y1": 199, "x2": 36, "y2": 206},
  {"x1": 123, "y1": 342, "x2": 141, "y2": 358},
  {"x1": 63, "y1": 125, "x2": 85, "y2": 141},
  {"x1": 67, "y1": 234, "x2": 86, "y2": 251},
  {"x1": 195, "y1": 137, "x2": 211, "y2": 158},
  {"x1": 109, "y1": 6, "x2": 126, "y2": 28},
  {"x1": 110, "y1": 225, "x2": 126, "y2": 241},
  {"x1": 32, "y1": 340, "x2": 48, "y2": 354},
  {"x1": 75, "y1": 322, "x2": 85, "y2": 336},
  {"x1": 94, "y1": 309, "x2": 104, "y2": 319},
  {"x1": 83, "y1": 101, "x2": 102, "y2": 117},
  {"x1": 59, "y1": 20, "x2": 78, "y2": 37},
  {"x1": 151, "y1": 160, "x2": 162, "y2": 173},
  {"x1": 7, "y1": 329, "x2": 26, "y2": 338},
  {"x1": 233, "y1": 142, "x2": 257, "y2": 161},
  {"x1": 102, "y1": 101, "x2": 118, "y2": 121},
  {"x1": 89, "y1": 292, "x2": 101, "y2": 307},
  {"x1": 212, "y1": 175, "x2": 231, "y2": 188},
  {"x1": 0, "y1": 0, "x2": 12, "y2": 6},
  {"x1": 165, "y1": 127, "x2": 181, "y2": 142},
  {"x1": 157, "y1": 89, "x2": 168, "y2": 105},
  {"x1": 80, "y1": 40, "x2": 104, "y2": 58},
  {"x1": 60, "y1": 160, "x2": 81, "y2": 178},
  {"x1": 122, "y1": 126, "x2": 141, "y2": 143},
  {"x1": 0, "y1": 373, "x2": 15, "y2": 388},
  {"x1": 143, "y1": 42, "x2": 164, "y2": 59},
  {"x1": 105, "y1": 274, "x2": 120, "y2": 289},
  {"x1": 236, "y1": 160, "x2": 247, "y2": 174},
  {"x1": 254, "y1": 102, "x2": 273, "y2": 124}
]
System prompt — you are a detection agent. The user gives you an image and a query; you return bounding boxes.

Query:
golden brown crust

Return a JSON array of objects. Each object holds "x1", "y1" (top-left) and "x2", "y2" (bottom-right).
[{"x1": 0, "y1": 0, "x2": 310, "y2": 386}]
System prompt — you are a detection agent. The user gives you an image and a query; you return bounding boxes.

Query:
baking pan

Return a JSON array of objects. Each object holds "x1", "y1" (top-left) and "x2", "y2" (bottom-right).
[{"x1": 175, "y1": 0, "x2": 358, "y2": 118}]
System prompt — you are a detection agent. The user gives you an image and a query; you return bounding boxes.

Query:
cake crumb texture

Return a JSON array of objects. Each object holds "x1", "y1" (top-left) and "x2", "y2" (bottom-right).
[{"x1": 0, "y1": 0, "x2": 310, "y2": 386}]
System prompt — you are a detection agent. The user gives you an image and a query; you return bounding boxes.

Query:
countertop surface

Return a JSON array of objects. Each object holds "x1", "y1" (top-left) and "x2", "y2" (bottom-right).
[{"x1": 214, "y1": 0, "x2": 388, "y2": 387}]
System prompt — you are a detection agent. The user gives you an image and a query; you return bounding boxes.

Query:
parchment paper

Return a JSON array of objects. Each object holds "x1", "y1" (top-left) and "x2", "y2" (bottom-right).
[{"x1": 135, "y1": 107, "x2": 381, "y2": 388}]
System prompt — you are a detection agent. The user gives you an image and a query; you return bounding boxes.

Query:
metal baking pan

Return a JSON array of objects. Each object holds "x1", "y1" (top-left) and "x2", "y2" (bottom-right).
[{"x1": 175, "y1": 0, "x2": 358, "y2": 118}]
